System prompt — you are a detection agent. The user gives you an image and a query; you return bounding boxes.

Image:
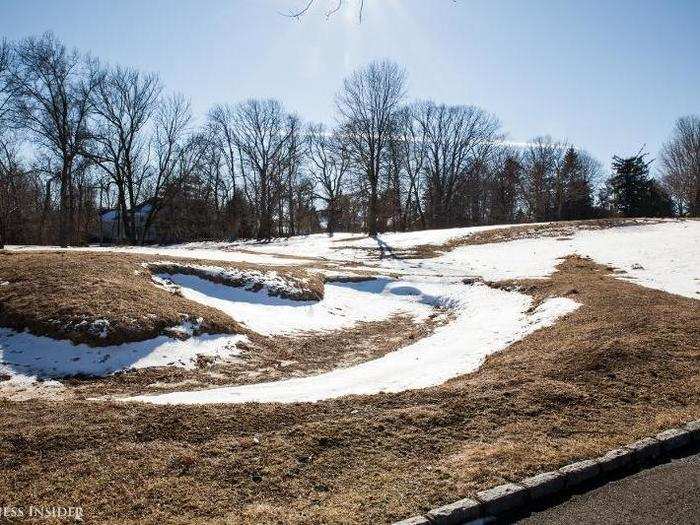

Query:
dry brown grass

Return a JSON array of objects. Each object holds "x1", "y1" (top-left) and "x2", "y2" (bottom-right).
[
  {"x1": 404, "y1": 218, "x2": 670, "y2": 259},
  {"x1": 445, "y1": 217, "x2": 667, "y2": 248},
  {"x1": 0, "y1": 256, "x2": 697, "y2": 524},
  {"x1": 0, "y1": 251, "x2": 324, "y2": 346}
]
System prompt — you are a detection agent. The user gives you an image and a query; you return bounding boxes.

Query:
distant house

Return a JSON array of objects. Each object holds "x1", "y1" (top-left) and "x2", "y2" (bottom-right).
[{"x1": 99, "y1": 202, "x2": 157, "y2": 243}]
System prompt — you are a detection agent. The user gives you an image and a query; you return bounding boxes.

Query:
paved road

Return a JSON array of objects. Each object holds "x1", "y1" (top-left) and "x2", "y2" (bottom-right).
[{"x1": 518, "y1": 453, "x2": 700, "y2": 525}]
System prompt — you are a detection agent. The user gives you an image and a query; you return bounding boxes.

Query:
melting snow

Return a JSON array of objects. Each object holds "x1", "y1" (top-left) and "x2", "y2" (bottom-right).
[
  {"x1": 0, "y1": 327, "x2": 246, "y2": 380},
  {"x1": 417, "y1": 221, "x2": 700, "y2": 299},
  {"x1": 3, "y1": 219, "x2": 697, "y2": 403},
  {"x1": 147, "y1": 261, "x2": 317, "y2": 300},
  {"x1": 164, "y1": 274, "x2": 436, "y2": 335},
  {"x1": 127, "y1": 289, "x2": 579, "y2": 404}
]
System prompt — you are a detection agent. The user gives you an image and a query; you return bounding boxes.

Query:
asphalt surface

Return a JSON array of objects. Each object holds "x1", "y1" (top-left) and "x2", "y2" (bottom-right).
[{"x1": 517, "y1": 452, "x2": 700, "y2": 525}]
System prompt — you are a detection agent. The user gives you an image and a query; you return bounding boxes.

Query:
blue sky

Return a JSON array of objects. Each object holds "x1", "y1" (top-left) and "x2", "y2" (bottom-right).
[{"x1": 1, "y1": 0, "x2": 698, "y2": 171}]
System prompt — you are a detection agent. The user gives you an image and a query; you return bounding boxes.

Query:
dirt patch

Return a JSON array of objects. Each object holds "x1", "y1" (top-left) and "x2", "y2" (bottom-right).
[
  {"x1": 0, "y1": 251, "x2": 324, "y2": 346},
  {"x1": 0, "y1": 257, "x2": 697, "y2": 524},
  {"x1": 231, "y1": 248, "x2": 325, "y2": 263},
  {"x1": 328, "y1": 243, "x2": 432, "y2": 261},
  {"x1": 322, "y1": 273, "x2": 379, "y2": 284},
  {"x1": 331, "y1": 235, "x2": 369, "y2": 243}
]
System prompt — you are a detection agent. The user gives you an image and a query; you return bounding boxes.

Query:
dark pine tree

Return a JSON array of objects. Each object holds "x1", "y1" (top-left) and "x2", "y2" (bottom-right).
[
  {"x1": 608, "y1": 152, "x2": 674, "y2": 217},
  {"x1": 560, "y1": 147, "x2": 595, "y2": 220}
]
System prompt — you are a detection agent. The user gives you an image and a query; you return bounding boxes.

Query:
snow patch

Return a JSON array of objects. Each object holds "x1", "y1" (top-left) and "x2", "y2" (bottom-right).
[
  {"x1": 162, "y1": 317, "x2": 204, "y2": 339},
  {"x1": 126, "y1": 288, "x2": 580, "y2": 405},
  {"x1": 164, "y1": 273, "x2": 436, "y2": 335},
  {"x1": 0, "y1": 326, "x2": 247, "y2": 380},
  {"x1": 151, "y1": 274, "x2": 182, "y2": 294},
  {"x1": 420, "y1": 221, "x2": 699, "y2": 299},
  {"x1": 146, "y1": 261, "x2": 319, "y2": 301},
  {"x1": 89, "y1": 319, "x2": 110, "y2": 339}
]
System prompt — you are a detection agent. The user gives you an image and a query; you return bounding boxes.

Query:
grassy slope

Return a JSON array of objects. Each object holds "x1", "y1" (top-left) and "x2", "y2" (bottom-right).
[
  {"x1": 0, "y1": 251, "x2": 324, "y2": 346},
  {"x1": 0, "y1": 257, "x2": 697, "y2": 523}
]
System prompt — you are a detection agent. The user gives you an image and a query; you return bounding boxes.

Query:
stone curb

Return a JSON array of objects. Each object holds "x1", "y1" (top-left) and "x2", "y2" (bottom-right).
[{"x1": 393, "y1": 420, "x2": 699, "y2": 524}]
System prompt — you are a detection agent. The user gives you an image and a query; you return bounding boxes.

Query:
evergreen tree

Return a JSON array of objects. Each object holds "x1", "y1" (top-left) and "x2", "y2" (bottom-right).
[
  {"x1": 560, "y1": 147, "x2": 595, "y2": 220},
  {"x1": 608, "y1": 152, "x2": 674, "y2": 217}
]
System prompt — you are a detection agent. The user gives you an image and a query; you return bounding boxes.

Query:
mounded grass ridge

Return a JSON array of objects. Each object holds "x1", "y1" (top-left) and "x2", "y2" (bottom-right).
[{"x1": 0, "y1": 251, "x2": 325, "y2": 346}]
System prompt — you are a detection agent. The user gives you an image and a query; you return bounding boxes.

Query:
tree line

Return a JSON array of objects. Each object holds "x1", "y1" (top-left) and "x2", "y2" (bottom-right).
[{"x1": 0, "y1": 33, "x2": 697, "y2": 248}]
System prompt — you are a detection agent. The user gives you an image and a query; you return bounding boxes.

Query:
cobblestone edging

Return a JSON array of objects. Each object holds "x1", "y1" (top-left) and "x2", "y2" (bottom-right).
[{"x1": 394, "y1": 420, "x2": 700, "y2": 525}]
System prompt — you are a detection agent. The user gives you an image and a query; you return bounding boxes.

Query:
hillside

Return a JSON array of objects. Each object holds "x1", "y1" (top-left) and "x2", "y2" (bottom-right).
[{"x1": 0, "y1": 218, "x2": 698, "y2": 523}]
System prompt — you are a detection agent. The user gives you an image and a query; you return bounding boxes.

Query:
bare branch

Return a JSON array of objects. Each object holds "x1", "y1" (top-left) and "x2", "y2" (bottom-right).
[{"x1": 279, "y1": 0, "x2": 315, "y2": 19}]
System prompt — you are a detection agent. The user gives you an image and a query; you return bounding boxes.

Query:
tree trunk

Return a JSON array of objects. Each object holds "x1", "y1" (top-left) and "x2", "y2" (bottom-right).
[
  {"x1": 287, "y1": 170, "x2": 295, "y2": 237},
  {"x1": 327, "y1": 198, "x2": 336, "y2": 236},
  {"x1": 368, "y1": 175, "x2": 378, "y2": 237},
  {"x1": 58, "y1": 167, "x2": 70, "y2": 247},
  {"x1": 39, "y1": 179, "x2": 52, "y2": 244}
]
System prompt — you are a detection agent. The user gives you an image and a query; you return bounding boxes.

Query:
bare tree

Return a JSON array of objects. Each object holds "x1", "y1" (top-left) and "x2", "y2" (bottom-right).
[
  {"x1": 660, "y1": 115, "x2": 700, "y2": 216},
  {"x1": 280, "y1": 114, "x2": 304, "y2": 237},
  {"x1": 415, "y1": 100, "x2": 501, "y2": 227},
  {"x1": 139, "y1": 93, "x2": 192, "y2": 243},
  {"x1": 282, "y1": 0, "x2": 365, "y2": 22},
  {"x1": 0, "y1": 40, "x2": 13, "y2": 132},
  {"x1": 390, "y1": 105, "x2": 429, "y2": 229},
  {"x1": 207, "y1": 105, "x2": 260, "y2": 238},
  {"x1": 307, "y1": 123, "x2": 351, "y2": 235},
  {"x1": 0, "y1": 138, "x2": 21, "y2": 248},
  {"x1": 486, "y1": 146, "x2": 522, "y2": 224},
  {"x1": 0, "y1": 133, "x2": 47, "y2": 249},
  {"x1": 0, "y1": 40, "x2": 15, "y2": 248},
  {"x1": 232, "y1": 99, "x2": 295, "y2": 239},
  {"x1": 336, "y1": 60, "x2": 406, "y2": 236},
  {"x1": 8, "y1": 33, "x2": 101, "y2": 246},
  {"x1": 89, "y1": 65, "x2": 161, "y2": 243},
  {"x1": 520, "y1": 136, "x2": 567, "y2": 221},
  {"x1": 208, "y1": 104, "x2": 240, "y2": 205}
]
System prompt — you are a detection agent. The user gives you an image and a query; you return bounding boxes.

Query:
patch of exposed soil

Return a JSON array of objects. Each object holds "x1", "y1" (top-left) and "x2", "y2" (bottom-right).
[
  {"x1": 0, "y1": 252, "x2": 325, "y2": 346},
  {"x1": 230, "y1": 247, "x2": 325, "y2": 263},
  {"x1": 0, "y1": 256, "x2": 697, "y2": 524}
]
